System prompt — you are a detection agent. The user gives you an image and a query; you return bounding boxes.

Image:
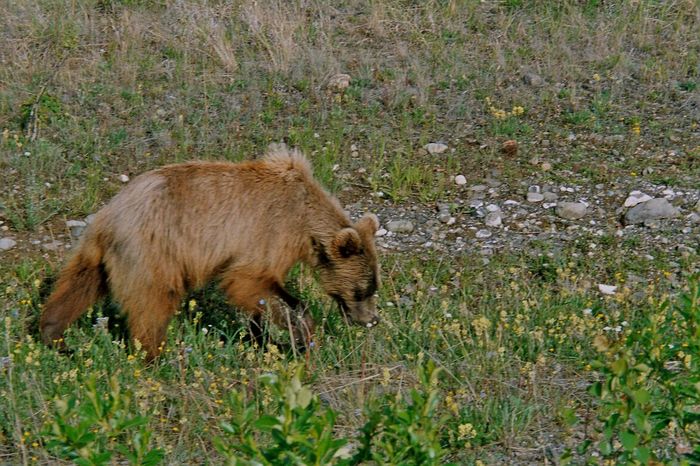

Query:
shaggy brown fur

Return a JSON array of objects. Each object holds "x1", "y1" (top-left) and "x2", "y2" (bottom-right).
[{"x1": 40, "y1": 148, "x2": 380, "y2": 360}]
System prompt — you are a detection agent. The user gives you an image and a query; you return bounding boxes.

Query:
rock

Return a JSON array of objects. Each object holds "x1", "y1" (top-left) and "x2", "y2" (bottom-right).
[
  {"x1": 556, "y1": 202, "x2": 588, "y2": 220},
  {"x1": 484, "y1": 212, "x2": 502, "y2": 227},
  {"x1": 543, "y1": 192, "x2": 559, "y2": 202},
  {"x1": 598, "y1": 284, "x2": 617, "y2": 295},
  {"x1": 118, "y1": 174, "x2": 129, "y2": 183},
  {"x1": 522, "y1": 72, "x2": 544, "y2": 87},
  {"x1": 0, "y1": 237, "x2": 17, "y2": 250},
  {"x1": 501, "y1": 140, "x2": 518, "y2": 156},
  {"x1": 541, "y1": 162, "x2": 552, "y2": 171},
  {"x1": 375, "y1": 228, "x2": 388, "y2": 237},
  {"x1": 475, "y1": 229, "x2": 492, "y2": 239},
  {"x1": 605, "y1": 134, "x2": 625, "y2": 144},
  {"x1": 624, "y1": 198, "x2": 680, "y2": 225},
  {"x1": 689, "y1": 213, "x2": 700, "y2": 224},
  {"x1": 386, "y1": 220, "x2": 415, "y2": 234},
  {"x1": 470, "y1": 184, "x2": 488, "y2": 192},
  {"x1": 425, "y1": 143, "x2": 448, "y2": 154},
  {"x1": 527, "y1": 192, "x2": 544, "y2": 203},
  {"x1": 695, "y1": 200, "x2": 700, "y2": 213},
  {"x1": 485, "y1": 178, "x2": 502, "y2": 188},
  {"x1": 66, "y1": 220, "x2": 87, "y2": 239},
  {"x1": 328, "y1": 73, "x2": 351, "y2": 91},
  {"x1": 624, "y1": 191, "x2": 653, "y2": 207},
  {"x1": 42, "y1": 240, "x2": 63, "y2": 251},
  {"x1": 439, "y1": 213, "x2": 452, "y2": 224},
  {"x1": 454, "y1": 175, "x2": 467, "y2": 186}
]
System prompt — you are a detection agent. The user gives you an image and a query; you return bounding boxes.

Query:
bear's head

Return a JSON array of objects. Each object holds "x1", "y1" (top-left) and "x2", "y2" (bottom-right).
[{"x1": 316, "y1": 213, "x2": 381, "y2": 327}]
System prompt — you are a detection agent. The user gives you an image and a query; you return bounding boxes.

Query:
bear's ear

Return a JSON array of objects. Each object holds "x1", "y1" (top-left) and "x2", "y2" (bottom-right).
[
  {"x1": 331, "y1": 228, "x2": 362, "y2": 258},
  {"x1": 355, "y1": 213, "x2": 380, "y2": 235}
]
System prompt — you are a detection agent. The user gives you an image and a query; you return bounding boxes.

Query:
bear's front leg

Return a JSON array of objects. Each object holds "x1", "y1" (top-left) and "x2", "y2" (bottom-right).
[{"x1": 222, "y1": 276, "x2": 315, "y2": 350}]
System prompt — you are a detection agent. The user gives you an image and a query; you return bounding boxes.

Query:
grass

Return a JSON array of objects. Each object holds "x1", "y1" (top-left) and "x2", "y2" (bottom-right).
[{"x1": 1, "y1": 0, "x2": 699, "y2": 464}]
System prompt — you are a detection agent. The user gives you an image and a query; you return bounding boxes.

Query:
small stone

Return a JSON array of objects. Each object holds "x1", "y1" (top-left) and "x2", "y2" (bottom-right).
[
  {"x1": 485, "y1": 178, "x2": 502, "y2": 188},
  {"x1": 556, "y1": 202, "x2": 588, "y2": 220},
  {"x1": 375, "y1": 228, "x2": 388, "y2": 237},
  {"x1": 470, "y1": 184, "x2": 488, "y2": 192},
  {"x1": 527, "y1": 192, "x2": 545, "y2": 203},
  {"x1": 541, "y1": 162, "x2": 552, "y2": 171},
  {"x1": 42, "y1": 240, "x2": 63, "y2": 251},
  {"x1": 0, "y1": 237, "x2": 17, "y2": 250},
  {"x1": 438, "y1": 213, "x2": 452, "y2": 224},
  {"x1": 66, "y1": 220, "x2": 87, "y2": 239},
  {"x1": 454, "y1": 175, "x2": 467, "y2": 186},
  {"x1": 425, "y1": 143, "x2": 448, "y2": 154},
  {"x1": 543, "y1": 192, "x2": 559, "y2": 202},
  {"x1": 695, "y1": 200, "x2": 700, "y2": 213},
  {"x1": 501, "y1": 140, "x2": 518, "y2": 156},
  {"x1": 624, "y1": 198, "x2": 680, "y2": 225},
  {"x1": 624, "y1": 191, "x2": 653, "y2": 207},
  {"x1": 486, "y1": 204, "x2": 501, "y2": 212},
  {"x1": 598, "y1": 284, "x2": 617, "y2": 295},
  {"x1": 475, "y1": 229, "x2": 492, "y2": 239},
  {"x1": 118, "y1": 174, "x2": 129, "y2": 183},
  {"x1": 522, "y1": 72, "x2": 544, "y2": 87},
  {"x1": 328, "y1": 73, "x2": 351, "y2": 91},
  {"x1": 386, "y1": 220, "x2": 415, "y2": 234},
  {"x1": 689, "y1": 213, "x2": 700, "y2": 224},
  {"x1": 484, "y1": 212, "x2": 502, "y2": 227}
]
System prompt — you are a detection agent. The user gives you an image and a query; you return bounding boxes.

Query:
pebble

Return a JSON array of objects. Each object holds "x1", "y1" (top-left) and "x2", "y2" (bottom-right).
[
  {"x1": 0, "y1": 237, "x2": 17, "y2": 250},
  {"x1": 328, "y1": 73, "x2": 351, "y2": 91},
  {"x1": 484, "y1": 212, "x2": 502, "y2": 227},
  {"x1": 375, "y1": 228, "x2": 388, "y2": 237},
  {"x1": 475, "y1": 229, "x2": 492, "y2": 239},
  {"x1": 66, "y1": 220, "x2": 87, "y2": 239},
  {"x1": 118, "y1": 174, "x2": 129, "y2": 183},
  {"x1": 386, "y1": 220, "x2": 415, "y2": 234},
  {"x1": 527, "y1": 192, "x2": 545, "y2": 203},
  {"x1": 541, "y1": 162, "x2": 552, "y2": 171},
  {"x1": 42, "y1": 240, "x2": 63, "y2": 251},
  {"x1": 624, "y1": 191, "x2": 653, "y2": 207},
  {"x1": 438, "y1": 213, "x2": 452, "y2": 224},
  {"x1": 543, "y1": 192, "x2": 559, "y2": 202},
  {"x1": 624, "y1": 198, "x2": 680, "y2": 225},
  {"x1": 556, "y1": 202, "x2": 588, "y2": 220},
  {"x1": 424, "y1": 143, "x2": 448, "y2": 155},
  {"x1": 454, "y1": 175, "x2": 467, "y2": 185},
  {"x1": 598, "y1": 284, "x2": 617, "y2": 295},
  {"x1": 522, "y1": 72, "x2": 544, "y2": 87}
]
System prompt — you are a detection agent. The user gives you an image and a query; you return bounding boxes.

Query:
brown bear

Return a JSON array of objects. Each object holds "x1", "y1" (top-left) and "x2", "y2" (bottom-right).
[{"x1": 40, "y1": 146, "x2": 380, "y2": 360}]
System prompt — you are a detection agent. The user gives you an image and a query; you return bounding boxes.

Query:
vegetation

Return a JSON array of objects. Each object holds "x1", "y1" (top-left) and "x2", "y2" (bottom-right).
[{"x1": 1, "y1": 0, "x2": 699, "y2": 463}]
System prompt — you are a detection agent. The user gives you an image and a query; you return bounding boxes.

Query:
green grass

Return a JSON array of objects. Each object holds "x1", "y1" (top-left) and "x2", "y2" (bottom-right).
[{"x1": 1, "y1": 0, "x2": 699, "y2": 463}]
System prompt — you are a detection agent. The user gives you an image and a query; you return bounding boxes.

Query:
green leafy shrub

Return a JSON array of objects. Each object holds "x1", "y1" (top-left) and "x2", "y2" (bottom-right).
[
  {"x1": 214, "y1": 365, "x2": 350, "y2": 465},
  {"x1": 576, "y1": 276, "x2": 700, "y2": 463},
  {"x1": 214, "y1": 362, "x2": 453, "y2": 465},
  {"x1": 43, "y1": 375, "x2": 164, "y2": 466}
]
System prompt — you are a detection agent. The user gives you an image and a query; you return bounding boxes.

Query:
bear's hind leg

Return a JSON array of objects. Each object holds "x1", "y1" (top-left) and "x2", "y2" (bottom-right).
[{"x1": 117, "y1": 287, "x2": 182, "y2": 361}]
